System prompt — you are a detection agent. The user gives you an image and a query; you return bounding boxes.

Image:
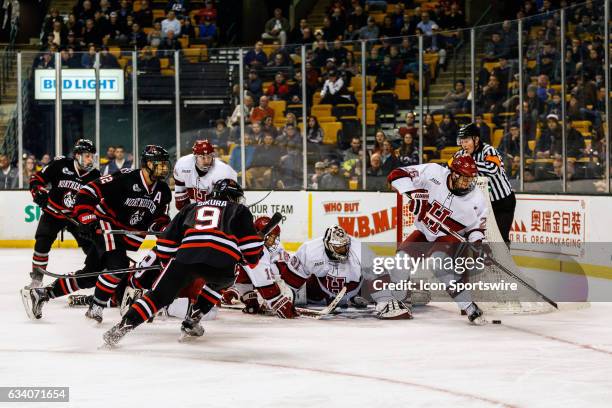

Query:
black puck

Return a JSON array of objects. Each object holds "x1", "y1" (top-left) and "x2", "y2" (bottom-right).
[{"x1": 492, "y1": 320, "x2": 502, "y2": 324}]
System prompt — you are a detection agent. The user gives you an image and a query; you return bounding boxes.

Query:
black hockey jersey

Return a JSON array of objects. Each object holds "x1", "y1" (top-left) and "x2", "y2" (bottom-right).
[
  {"x1": 155, "y1": 199, "x2": 263, "y2": 269},
  {"x1": 74, "y1": 169, "x2": 171, "y2": 250},
  {"x1": 29, "y1": 156, "x2": 101, "y2": 220}
]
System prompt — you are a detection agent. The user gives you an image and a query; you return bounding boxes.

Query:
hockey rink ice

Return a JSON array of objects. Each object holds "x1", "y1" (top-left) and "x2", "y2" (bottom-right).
[{"x1": 2, "y1": 248, "x2": 612, "y2": 408}]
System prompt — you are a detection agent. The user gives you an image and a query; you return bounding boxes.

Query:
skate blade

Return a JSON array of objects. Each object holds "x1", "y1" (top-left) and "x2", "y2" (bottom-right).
[
  {"x1": 98, "y1": 342, "x2": 118, "y2": 350},
  {"x1": 178, "y1": 332, "x2": 204, "y2": 343},
  {"x1": 20, "y1": 288, "x2": 38, "y2": 320},
  {"x1": 469, "y1": 317, "x2": 488, "y2": 326}
]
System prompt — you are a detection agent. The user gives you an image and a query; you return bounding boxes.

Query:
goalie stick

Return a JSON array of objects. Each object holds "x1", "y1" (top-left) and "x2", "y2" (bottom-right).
[
  {"x1": 421, "y1": 212, "x2": 558, "y2": 310},
  {"x1": 35, "y1": 265, "x2": 161, "y2": 280}
]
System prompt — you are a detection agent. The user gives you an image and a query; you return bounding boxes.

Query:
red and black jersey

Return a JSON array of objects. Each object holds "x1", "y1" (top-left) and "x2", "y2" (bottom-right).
[
  {"x1": 74, "y1": 169, "x2": 172, "y2": 250},
  {"x1": 154, "y1": 199, "x2": 263, "y2": 269},
  {"x1": 29, "y1": 156, "x2": 100, "y2": 220}
]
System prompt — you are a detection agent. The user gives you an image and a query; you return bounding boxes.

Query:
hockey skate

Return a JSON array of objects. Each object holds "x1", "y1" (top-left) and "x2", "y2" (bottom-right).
[
  {"x1": 376, "y1": 299, "x2": 413, "y2": 320},
  {"x1": 85, "y1": 304, "x2": 104, "y2": 323},
  {"x1": 466, "y1": 303, "x2": 487, "y2": 325},
  {"x1": 20, "y1": 287, "x2": 50, "y2": 320},
  {"x1": 179, "y1": 305, "x2": 205, "y2": 342},
  {"x1": 27, "y1": 269, "x2": 44, "y2": 289},
  {"x1": 102, "y1": 319, "x2": 134, "y2": 347},
  {"x1": 68, "y1": 294, "x2": 92, "y2": 307}
]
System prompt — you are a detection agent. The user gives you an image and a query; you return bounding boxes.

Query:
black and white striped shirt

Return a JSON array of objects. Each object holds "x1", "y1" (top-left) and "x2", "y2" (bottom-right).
[{"x1": 455, "y1": 143, "x2": 513, "y2": 202}]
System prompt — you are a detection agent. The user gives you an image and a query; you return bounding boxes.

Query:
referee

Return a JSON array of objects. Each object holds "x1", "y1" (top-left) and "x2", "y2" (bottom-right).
[{"x1": 453, "y1": 123, "x2": 515, "y2": 244}]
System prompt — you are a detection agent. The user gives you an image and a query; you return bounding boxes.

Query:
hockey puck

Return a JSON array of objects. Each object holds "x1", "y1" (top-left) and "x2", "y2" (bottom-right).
[{"x1": 492, "y1": 320, "x2": 502, "y2": 324}]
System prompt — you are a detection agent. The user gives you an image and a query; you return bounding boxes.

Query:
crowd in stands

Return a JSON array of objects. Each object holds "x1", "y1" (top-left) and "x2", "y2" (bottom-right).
[{"x1": 11, "y1": 0, "x2": 607, "y2": 192}]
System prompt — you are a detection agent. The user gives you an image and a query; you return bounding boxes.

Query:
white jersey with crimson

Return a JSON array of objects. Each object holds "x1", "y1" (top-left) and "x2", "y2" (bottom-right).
[
  {"x1": 389, "y1": 163, "x2": 488, "y2": 243},
  {"x1": 172, "y1": 154, "x2": 237, "y2": 209}
]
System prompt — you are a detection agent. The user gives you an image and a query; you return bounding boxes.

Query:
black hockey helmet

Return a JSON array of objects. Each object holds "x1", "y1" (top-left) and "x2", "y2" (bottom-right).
[
  {"x1": 210, "y1": 179, "x2": 245, "y2": 204},
  {"x1": 73, "y1": 139, "x2": 96, "y2": 171},
  {"x1": 141, "y1": 145, "x2": 170, "y2": 181},
  {"x1": 456, "y1": 123, "x2": 480, "y2": 146}
]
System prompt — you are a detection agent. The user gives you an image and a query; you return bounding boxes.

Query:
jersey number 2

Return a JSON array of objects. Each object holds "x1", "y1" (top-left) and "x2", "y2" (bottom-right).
[{"x1": 195, "y1": 206, "x2": 221, "y2": 230}]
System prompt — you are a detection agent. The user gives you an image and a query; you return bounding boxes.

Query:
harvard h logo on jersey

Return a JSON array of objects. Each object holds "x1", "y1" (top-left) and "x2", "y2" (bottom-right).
[
  {"x1": 423, "y1": 201, "x2": 452, "y2": 234},
  {"x1": 324, "y1": 275, "x2": 346, "y2": 294}
]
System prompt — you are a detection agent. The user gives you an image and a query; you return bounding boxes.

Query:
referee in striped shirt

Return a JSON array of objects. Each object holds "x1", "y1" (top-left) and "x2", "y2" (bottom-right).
[{"x1": 453, "y1": 123, "x2": 515, "y2": 244}]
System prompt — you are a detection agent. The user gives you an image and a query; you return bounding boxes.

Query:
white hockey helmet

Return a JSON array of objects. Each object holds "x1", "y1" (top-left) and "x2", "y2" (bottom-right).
[{"x1": 323, "y1": 225, "x2": 351, "y2": 261}]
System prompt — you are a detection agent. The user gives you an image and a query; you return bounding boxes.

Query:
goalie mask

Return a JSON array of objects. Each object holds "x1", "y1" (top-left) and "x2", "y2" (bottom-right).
[
  {"x1": 254, "y1": 216, "x2": 281, "y2": 252},
  {"x1": 323, "y1": 225, "x2": 350, "y2": 262},
  {"x1": 73, "y1": 139, "x2": 96, "y2": 171},
  {"x1": 193, "y1": 140, "x2": 215, "y2": 174},
  {"x1": 448, "y1": 155, "x2": 477, "y2": 196}
]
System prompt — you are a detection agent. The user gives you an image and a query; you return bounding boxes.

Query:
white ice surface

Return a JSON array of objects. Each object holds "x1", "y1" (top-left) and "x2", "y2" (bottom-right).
[{"x1": 1, "y1": 249, "x2": 612, "y2": 408}]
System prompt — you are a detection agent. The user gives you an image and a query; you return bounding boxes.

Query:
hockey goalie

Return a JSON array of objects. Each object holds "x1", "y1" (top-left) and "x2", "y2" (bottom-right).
[{"x1": 387, "y1": 155, "x2": 489, "y2": 324}]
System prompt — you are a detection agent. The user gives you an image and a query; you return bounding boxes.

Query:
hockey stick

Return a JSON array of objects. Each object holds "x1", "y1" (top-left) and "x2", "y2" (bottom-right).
[
  {"x1": 296, "y1": 286, "x2": 347, "y2": 319},
  {"x1": 423, "y1": 213, "x2": 558, "y2": 309},
  {"x1": 260, "y1": 212, "x2": 283, "y2": 236},
  {"x1": 99, "y1": 229, "x2": 163, "y2": 236},
  {"x1": 247, "y1": 190, "x2": 273, "y2": 208},
  {"x1": 36, "y1": 265, "x2": 161, "y2": 280}
]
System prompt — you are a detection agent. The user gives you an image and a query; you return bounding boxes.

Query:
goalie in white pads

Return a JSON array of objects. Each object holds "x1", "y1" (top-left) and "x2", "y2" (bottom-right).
[
  {"x1": 387, "y1": 155, "x2": 489, "y2": 324},
  {"x1": 278, "y1": 225, "x2": 413, "y2": 319},
  {"x1": 173, "y1": 140, "x2": 237, "y2": 210}
]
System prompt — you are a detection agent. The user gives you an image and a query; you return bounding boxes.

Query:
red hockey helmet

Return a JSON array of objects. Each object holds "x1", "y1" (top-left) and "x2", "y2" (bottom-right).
[
  {"x1": 192, "y1": 140, "x2": 215, "y2": 173},
  {"x1": 254, "y1": 216, "x2": 281, "y2": 251},
  {"x1": 448, "y1": 155, "x2": 477, "y2": 196}
]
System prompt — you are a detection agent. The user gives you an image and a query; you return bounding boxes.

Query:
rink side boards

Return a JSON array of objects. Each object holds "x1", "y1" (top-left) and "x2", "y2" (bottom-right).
[{"x1": 0, "y1": 191, "x2": 610, "y2": 279}]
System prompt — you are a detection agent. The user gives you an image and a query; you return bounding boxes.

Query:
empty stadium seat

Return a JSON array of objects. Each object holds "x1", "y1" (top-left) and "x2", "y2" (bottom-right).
[{"x1": 321, "y1": 122, "x2": 342, "y2": 145}]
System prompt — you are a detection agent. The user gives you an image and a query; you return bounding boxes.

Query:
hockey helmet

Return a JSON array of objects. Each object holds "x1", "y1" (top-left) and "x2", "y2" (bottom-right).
[
  {"x1": 255, "y1": 216, "x2": 281, "y2": 251},
  {"x1": 73, "y1": 139, "x2": 96, "y2": 171},
  {"x1": 209, "y1": 178, "x2": 244, "y2": 204},
  {"x1": 456, "y1": 123, "x2": 481, "y2": 147},
  {"x1": 448, "y1": 155, "x2": 477, "y2": 196},
  {"x1": 141, "y1": 145, "x2": 170, "y2": 181},
  {"x1": 323, "y1": 225, "x2": 351, "y2": 262},
  {"x1": 192, "y1": 140, "x2": 215, "y2": 173}
]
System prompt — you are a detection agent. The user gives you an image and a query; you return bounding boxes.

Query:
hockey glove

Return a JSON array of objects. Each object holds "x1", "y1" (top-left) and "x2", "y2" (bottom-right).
[
  {"x1": 32, "y1": 187, "x2": 49, "y2": 208},
  {"x1": 407, "y1": 189, "x2": 430, "y2": 222},
  {"x1": 221, "y1": 287, "x2": 240, "y2": 305},
  {"x1": 77, "y1": 213, "x2": 98, "y2": 241},
  {"x1": 270, "y1": 295, "x2": 299, "y2": 319},
  {"x1": 471, "y1": 241, "x2": 493, "y2": 267},
  {"x1": 149, "y1": 215, "x2": 170, "y2": 233},
  {"x1": 241, "y1": 291, "x2": 262, "y2": 314}
]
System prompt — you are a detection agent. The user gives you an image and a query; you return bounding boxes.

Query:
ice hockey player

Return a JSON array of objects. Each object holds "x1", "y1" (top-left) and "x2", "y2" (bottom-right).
[
  {"x1": 221, "y1": 215, "x2": 295, "y2": 316},
  {"x1": 102, "y1": 179, "x2": 289, "y2": 346},
  {"x1": 277, "y1": 225, "x2": 413, "y2": 319},
  {"x1": 173, "y1": 139, "x2": 237, "y2": 210},
  {"x1": 387, "y1": 155, "x2": 488, "y2": 324},
  {"x1": 27, "y1": 139, "x2": 100, "y2": 288},
  {"x1": 21, "y1": 145, "x2": 172, "y2": 323}
]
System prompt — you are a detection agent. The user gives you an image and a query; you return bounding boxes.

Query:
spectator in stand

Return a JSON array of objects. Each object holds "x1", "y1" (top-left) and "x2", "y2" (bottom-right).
[
  {"x1": 312, "y1": 39, "x2": 331, "y2": 69},
  {"x1": 498, "y1": 122, "x2": 530, "y2": 170},
  {"x1": 138, "y1": 46, "x2": 161, "y2": 74},
  {"x1": 128, "y1": 23, "x2": 148, "y2": 49},
  {"x1": 309, "y1": 161, "x2": 326, "y2": 190},
  {"x1": 262, "y1": 8, "x2": 289, "y2": 46},
  {"x1": 181, "y1": 16, "x2": 197, "y2": 40},
  {"x1": 359, "y1": 17, "x2": 379, "y2": 41},
  {"x1": 39, "y1": 154, "x2": 52, "y2": 168},
  {"x1": 284, "y1": 112, "x2": 298, "y2": 128},
  {"x1": 81, "y1": 44, "x2": 97, "y2": 68},
  {"x1": 583, "y1": 48, "x2": 603, "y2": 81},
  {"x1": 288, "y1": 71, "x2": 310, "y2": 104},
  {"x1": 161, "y1": 11, "x2": 181, "y2": 37},
  {"x1": 246, "y1": 69, "x2": 263, "y2": 102},
  {"x1": 306, "y1": 116, "x2": 323, "y2": 145},
  {"x1": 246, "y1": 133, "x2": 280, "y2": 189},
  {"x1": 94, "y1": 10, "x2": 111, "y2": 40},
  {"x1": 77, "y1": 0, "x2": 96, "y2": 24},
  {"x1": 251, "y1": 96, "x2": 275, "y2": 124},
  {"x1": 474, "y1": 114, "x2": 491, "y2": 145},
  {"x1": 396, "y1": 133, "x2": 419, "y2": 167},
  {"x1": 265, "y1": 71, "x2": 290, "y2": 101},
  {"x1": 276, "y1": 123, "x2": 302, "y2": 152},
  {"x1": 22, "y1": 156, "x2": 37, "y2": 188},
  {"x1": 484, "y1": 32, "x2": 510, "y2": 62},
  {"x1": 267, "y1": 52, "x2": 289, "y2": 70},
  {"x1": 43, "y1": 8, "x2": 63, "y2": 36},
  {"x1": 229, "y1": 94, "x2": 254, "y2": 134},
  {"x1": 148, "y1": 21, "x2": 163, "y2": 48},
  {"x1": 59, "y1": 48, "x2": 77, "y2": 68},
  {"x1": 397, "y1": 111, "x2": 418, "y2": 141},
  {"x1": 575, "y1": 14, "x2": 598, "y2": 38},
  {"x1": 500, "y1": 20, "x2": 518, "y2": 56},
  {"x1": 277, "y1": 142, "x2": 303, "y2": 189},
  {"x1": 366, "y1": 153, "x2": 385, "y2": 187},
  {"x1": 328, "y1": 6, "x2": 346, "y2": 40},
  {"x1": 134, "y1": 0, "x2": 153, "y2": 28},
  {"x1": 166, "y1": 0, "x2": 189, "y2": 19},
  {"x1": 244, "y1": 41, "x2": 268, "y2": 68},
  {"x1": 536, "y1": 114, "x2": 563, "y2": 159},
  {"x1": 50, "y1": 21, "x2": 66, "y2": 48},
  {"x1": 198, "y1": 15, "x2": 217, "y2": 46},
  {"x1": 100, "y1": 46, "x2": 120, "y2": 68},
  {"x1": 247, "y1": 121, "x2": 265, "y2": 144},
  {"x1": 422, "y1": 113, "x2": 440, "y2": 148},
  {"x1": 319, "y1": 161, "x2": 346, "y2": 190},
  {"x1": 82, "y1": 19, "x2": 102, "y2": 46},
  {"x1": 107, "y1": 12, "x2": 128, "y2": 45},
  {"x1": 347, "y1": 5, "x2": 368, "y2": 30},
  {"x1": 0, "y1": 154, "x2": 18, "y2": 190},
  {"x1": 229, "y1": 134, "x2": 255, "y2": 173},
  {"x1": 320, "y1": 70, "x2": 350, "y2": 105},
  {"x1": 100, "y1": 146, "x2": 115, "y2": 167},
  {"x1": 437, "y1": 113, "x2": 459, "y2": 149},
  {"x1": 116, "y1": 0, "x2": 132, "y2": 24},
  {"x1": 289, "y1": 19, "x2": 309, "y2": 44},
  {"x1": 481, "y1": 75, "x2": 505, "y2": 115},
  {"x1": 374, "y1": 56, "x2": 396, "y2": 91},
  {"x1": 536, "y1": 42, "x2": 559, "y2": 82},
  {"x1": 34, "y1": 51, "x2": 55, "y2": 69},
  {"x1": 196, "y1": 0, "x2": 217, "y2": 22},
  {"x1": 380, "y1": 140, "x2": 400, "y2": 175},
  {"x1": 209, "y1": 119, "x2": 230, "y2": 152},
  {"x1": 102, "y1": 145, "x2": 132, "y2": 175},
  {"x1": 65, "y1": 30, "x2": 81, "y2": 51},
  {"x1": 370, "y1": 130, "x2": 387, "y2": 158},
  {"x1": 158, "y1": 30, "x2": 182, "y2": 57},
  {"x1": 262, "y1": 116, "x2": 278, "y2": 139},
  {"x1": 443, "y1": 80, "x2": 469, "y2": 114},
  {"x1": 342, "y1": 137, "x2": 363, "y2": 174}
]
